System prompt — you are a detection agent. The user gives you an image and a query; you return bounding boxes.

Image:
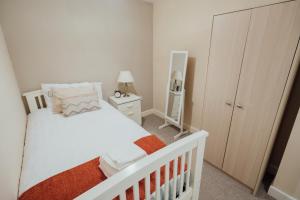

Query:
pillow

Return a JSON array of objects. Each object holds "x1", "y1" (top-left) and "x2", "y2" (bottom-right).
[
  {"x1": 93, "y1": 82, "x2": 103, "y2": 101},
  {"x1": 52, "y1": 86, "x2": 95, "y2": 113},
  {"x1": 41, "y1": 82, "x2": 90, "y2": 109},
  {"x1": 61, "y1": 92, "x2": 101, "y2": 117},
  {"x1": 41, "y1": 82, "x2": 103, "y2": 109}
]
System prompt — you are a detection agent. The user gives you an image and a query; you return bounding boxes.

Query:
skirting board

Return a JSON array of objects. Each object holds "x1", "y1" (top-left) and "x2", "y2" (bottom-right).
[
  {"x1": 268, "y1": 185, "x2": 298, "y2": 200},
  {"x1": 141, "y1": 109, "x2": 157, "y2": 117},
  {"x1": 141, "y1": 108, "x2": 199, "y2": 132}
]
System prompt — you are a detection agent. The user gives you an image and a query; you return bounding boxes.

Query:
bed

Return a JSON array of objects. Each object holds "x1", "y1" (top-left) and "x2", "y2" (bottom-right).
[{"x1": 20, "y1": 89, "x2": 208, "y2": 200}]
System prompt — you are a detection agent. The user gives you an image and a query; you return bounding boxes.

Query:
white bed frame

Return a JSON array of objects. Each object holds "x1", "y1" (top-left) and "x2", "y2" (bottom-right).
[{"x1": 23, "y1": 90, "x2": 208, "y2": 200}]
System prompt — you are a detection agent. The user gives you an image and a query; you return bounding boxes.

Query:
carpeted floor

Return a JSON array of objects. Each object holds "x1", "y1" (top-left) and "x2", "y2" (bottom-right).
[{"x1": 142, "y1": 114, "x2": 274, "y2": 200}]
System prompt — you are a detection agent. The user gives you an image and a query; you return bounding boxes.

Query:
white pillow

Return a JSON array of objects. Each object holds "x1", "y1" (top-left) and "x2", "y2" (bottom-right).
[
  {"x1": 92, "y1": 82, "x2": 103, "y2": 101},
  {"x1": 41, "y1": 82, "x2": 103, "y2": 109}
]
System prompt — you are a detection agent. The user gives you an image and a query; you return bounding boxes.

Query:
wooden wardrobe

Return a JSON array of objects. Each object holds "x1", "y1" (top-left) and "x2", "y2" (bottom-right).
[{"x1": 203, "y1": 0, "x2": 300, "y2": 190}]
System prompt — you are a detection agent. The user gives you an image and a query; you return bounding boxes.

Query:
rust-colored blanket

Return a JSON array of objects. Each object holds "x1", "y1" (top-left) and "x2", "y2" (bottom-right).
[{"x1": 19, "y1": 135, "x2": 184, "y2": 200}]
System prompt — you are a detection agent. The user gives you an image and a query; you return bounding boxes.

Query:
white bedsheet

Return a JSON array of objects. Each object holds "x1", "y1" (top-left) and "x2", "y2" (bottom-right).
[{"x1": 19, "y1": 100, "x2": 149, "y2": 195}]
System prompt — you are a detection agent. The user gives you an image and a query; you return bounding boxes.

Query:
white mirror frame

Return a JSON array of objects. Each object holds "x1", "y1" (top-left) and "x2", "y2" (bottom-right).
[{"x1": 164, "y1": 50, "x2": 188, "y2": 127}]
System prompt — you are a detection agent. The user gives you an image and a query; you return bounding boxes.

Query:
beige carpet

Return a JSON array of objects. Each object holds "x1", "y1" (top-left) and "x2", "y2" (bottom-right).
[{"x1": 142, "y1": 114, "x2": 274, "y2": 200}]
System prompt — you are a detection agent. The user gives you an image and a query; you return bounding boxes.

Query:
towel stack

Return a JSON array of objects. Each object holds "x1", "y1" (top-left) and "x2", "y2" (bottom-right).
[{"x1": 99, "y1": 143, "x2": 147, "y2": 177}]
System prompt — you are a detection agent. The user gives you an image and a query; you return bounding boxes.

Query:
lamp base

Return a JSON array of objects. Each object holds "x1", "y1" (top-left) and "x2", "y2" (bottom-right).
[
  {"x1": 123, "y1": 93, "x2": 130, "y2": 97},
  {"x1": 123, "y1": 82, "x2": 131, "y2": 97}
]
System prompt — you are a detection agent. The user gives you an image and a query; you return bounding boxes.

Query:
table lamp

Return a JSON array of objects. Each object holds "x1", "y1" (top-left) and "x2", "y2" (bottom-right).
[{"x1": 118, "y1": 70, "x2": 134, "y2": 97}]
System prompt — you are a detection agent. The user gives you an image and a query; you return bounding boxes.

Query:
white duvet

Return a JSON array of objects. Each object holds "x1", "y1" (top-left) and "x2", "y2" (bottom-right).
[{"x1": 19, "y1": 100, "x2": 149, "y2": 195}]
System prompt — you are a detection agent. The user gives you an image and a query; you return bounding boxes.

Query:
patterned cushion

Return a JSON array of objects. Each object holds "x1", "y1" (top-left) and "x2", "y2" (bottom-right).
[
  {"x1": 61, "y1": 92, "x2": 101, "y2": 117},
  {"x1": 52, "y1": 86, "x2": 95, "y2": 114}
]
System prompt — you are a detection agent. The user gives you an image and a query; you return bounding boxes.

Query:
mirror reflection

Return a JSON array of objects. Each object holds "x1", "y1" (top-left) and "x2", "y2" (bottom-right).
[{"x1": 166, "y1": 52, "x2": 188, "y2": 122}]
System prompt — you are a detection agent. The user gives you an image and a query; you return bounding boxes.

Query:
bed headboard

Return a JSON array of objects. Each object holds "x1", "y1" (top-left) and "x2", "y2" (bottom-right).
[
  {"x1": 23, "y1": 83, "x2": 103, "y2": 114},
  {"x1": 23, "y1": 90, "x2": 46, "y2": 113}
]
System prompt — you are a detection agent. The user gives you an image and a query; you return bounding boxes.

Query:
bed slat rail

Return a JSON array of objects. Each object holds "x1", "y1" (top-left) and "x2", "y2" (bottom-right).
[
  {"x1": 180, "y1": 153, "x2": 186, "y2": 195},
  {"x1": 172, "y1": 157, "x2": 178, "y2": 199},
  {"x1": 23, "y1": 90, "x2": 45, "y2": 113},
  {"x1": 75, "y1": 131, "x2": 208, "y2": 200},
  {"x1": 165, "y1": 162, "x2": 170, "y2": 199}
]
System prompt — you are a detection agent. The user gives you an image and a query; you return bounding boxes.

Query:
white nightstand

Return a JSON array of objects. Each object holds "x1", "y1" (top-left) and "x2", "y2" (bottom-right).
[{"x1": 109, "y1": 94, "x2": 142, "y2": 125}]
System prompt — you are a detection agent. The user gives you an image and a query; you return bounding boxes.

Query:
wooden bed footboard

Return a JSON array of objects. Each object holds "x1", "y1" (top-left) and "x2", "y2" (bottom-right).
[{"x1": 76, "y1": 131, "x2": 208, "y2": 200}]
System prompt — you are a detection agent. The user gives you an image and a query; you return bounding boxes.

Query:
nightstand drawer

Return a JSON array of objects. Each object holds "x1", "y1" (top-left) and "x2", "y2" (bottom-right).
[
  {"x1": 118, "y1": 101, "x2": 140, "y2": 113},
  {"x1": 118, "y1": 101, "x2": 141, "y2": 125},
  {"x1": 120, "y1": 109, "x2": 140, "y2": 124},
  {"x1": 109, "y1": 94, "x2": 142, "y2": 125}
]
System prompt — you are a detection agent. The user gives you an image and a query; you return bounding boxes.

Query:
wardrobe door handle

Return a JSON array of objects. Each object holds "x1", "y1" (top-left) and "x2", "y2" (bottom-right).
[
  {"x1": 236, "y1": 104, "x2": 244, "y2": 109},
  {"x1": 225, "y1": 101, "x2": 233, "y2": 106}
]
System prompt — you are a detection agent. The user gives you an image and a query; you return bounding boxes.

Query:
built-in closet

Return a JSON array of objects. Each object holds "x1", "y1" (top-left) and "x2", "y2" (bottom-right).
[{"x1": 203, "y1": 0, "x2": 300, "y2": 190}]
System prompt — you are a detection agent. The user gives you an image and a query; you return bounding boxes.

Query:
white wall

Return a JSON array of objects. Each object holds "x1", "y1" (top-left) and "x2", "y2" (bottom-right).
[
  {"x1": 269, "y1": 108, "x2": 300, "y2": 200},
  {"x1": 0, "y1": 0, "x2": 153, "y2": 111},
  {"x1": 0, "y1": 25, "x2": 27, "y2": 200}
]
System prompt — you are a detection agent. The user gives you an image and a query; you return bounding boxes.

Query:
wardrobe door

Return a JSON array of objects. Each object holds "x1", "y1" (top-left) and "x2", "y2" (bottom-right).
[
  {"x1": 223, "y1": 1, "x2": 300, "y2": 188},
  {"x1": 203, "y1": 10, "x2": 251, "y2": 168}
]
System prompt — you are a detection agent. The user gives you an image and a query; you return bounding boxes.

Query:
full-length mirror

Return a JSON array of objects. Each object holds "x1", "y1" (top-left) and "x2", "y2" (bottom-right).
[
  {"x1": 159, "y1": 51, "x2": 188, "y2": 139},
  {"x1": 167, "y1": 52, "x2": 187, "y2": 122}
]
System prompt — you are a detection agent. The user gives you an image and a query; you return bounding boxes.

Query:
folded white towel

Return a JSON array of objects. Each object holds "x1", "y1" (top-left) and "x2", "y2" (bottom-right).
[
  {"x1": 99, "y1": 143, "x2": 147, "y2": 177},
  {"x1": 106, "y1": 143, "x2": 146, "y2": 169},
  {"x1": 99, "y1": 154, "x2": 120, "y2": 177}
]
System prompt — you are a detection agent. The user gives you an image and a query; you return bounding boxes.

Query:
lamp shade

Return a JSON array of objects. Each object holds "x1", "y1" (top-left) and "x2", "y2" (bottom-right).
[
  {"x1": 172, "y1": 70, "x2": 183, "y2": 81},
  {"x1": 118, "y1": 70, "x2": 134, "y2": 83}
]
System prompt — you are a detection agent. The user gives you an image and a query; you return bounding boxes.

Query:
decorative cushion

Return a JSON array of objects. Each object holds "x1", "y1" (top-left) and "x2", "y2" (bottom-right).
[
  {"x1": 41, "y1": 82, "x2": 90, "y2": 110},
  {"x1": 61, "y1": 92, "x2": 101, "y2": 117},
  {"x1": 52, "y1": 86, "x2": 94, "y2": 114},
  {"x1": 41, "y1": 82, "x2": 103, "y2": 110}
]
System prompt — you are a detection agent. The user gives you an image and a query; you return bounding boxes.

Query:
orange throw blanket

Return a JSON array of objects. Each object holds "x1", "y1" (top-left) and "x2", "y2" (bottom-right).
[{"x1": 19, "y1": 135, "x2": 184, "y2": 200}]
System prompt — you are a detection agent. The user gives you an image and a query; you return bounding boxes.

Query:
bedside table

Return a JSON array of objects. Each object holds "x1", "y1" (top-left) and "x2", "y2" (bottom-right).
[{"x1": 109, "y1": 94, "x2": 142, "y2": 125}]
